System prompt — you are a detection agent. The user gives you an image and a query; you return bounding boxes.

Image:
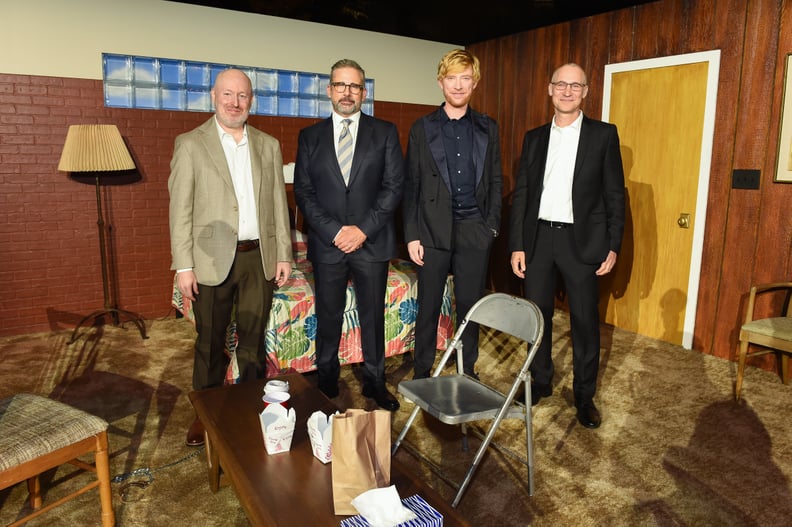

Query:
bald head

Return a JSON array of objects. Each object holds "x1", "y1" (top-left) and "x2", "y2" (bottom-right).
[
  {"x1": 211, "y1": 68, "x2": 253, "y2": 134},
  {"x1": 551, "y1": 63, "x2": 588, "y2": 85}
]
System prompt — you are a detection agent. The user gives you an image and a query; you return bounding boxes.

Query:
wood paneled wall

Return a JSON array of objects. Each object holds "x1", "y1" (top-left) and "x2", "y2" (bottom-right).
[{"x1": 468, "y1": 0, "x2": 792, "y2": 368}]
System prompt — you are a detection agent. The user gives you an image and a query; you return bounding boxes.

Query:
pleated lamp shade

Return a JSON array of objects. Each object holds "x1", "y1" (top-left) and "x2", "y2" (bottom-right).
[{"x1": 58, "y1": 124, "x2": 136, "y2": 172}]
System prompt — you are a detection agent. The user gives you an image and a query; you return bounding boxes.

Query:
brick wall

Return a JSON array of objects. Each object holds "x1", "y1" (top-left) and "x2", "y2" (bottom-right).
[{"x1": 0, "y1": 73, "x2": 435, "y2": 336}]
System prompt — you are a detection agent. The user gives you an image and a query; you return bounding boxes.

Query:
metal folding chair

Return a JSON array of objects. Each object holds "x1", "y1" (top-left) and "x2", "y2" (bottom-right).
[{"x1": 392, "y1": 292, "x2": 544, "y2": 507}]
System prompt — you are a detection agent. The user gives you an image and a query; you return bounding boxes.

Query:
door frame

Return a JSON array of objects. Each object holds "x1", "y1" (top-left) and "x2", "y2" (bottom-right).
[{"x1": 602, "y1": 50, "x2": 721, "y2": 348}]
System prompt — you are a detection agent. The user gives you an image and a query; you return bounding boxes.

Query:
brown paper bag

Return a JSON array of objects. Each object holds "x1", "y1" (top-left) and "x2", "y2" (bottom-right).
[{"x1": 331, "y1": 408, "x2": 391, "y2": 514}]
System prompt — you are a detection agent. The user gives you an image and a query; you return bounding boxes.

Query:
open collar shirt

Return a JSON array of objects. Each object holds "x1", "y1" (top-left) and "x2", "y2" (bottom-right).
[
  {"x1": 215, "y1": 117, "x2": 259, "y2": 241},
  {"x1": 538, "y1": 110, "x2": 583, "y2": 223}
]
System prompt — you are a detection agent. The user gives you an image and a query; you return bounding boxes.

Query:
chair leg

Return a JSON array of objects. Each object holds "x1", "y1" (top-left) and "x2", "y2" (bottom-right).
[
  {"x1": 27, "y1": 475, "x2": 42, "y2": 509},
  {"x1": 95, "y1": 431, "x2": 115, "y2": 527},
  {"x1": 451, "y1": 412, "x2": 509, "y2": 508},
  {"x1": 781, "y1": 353, "x2": 790, "y2": 385},
  {"x1": 525, "y1": 404, "x2": 534, "y2": 497},
  {"x1": 392, "y1": 406, "x2": 422, "y2": 455},
  {"x1": 735, "y1": 339, "x2": 749, "y2": 401}
]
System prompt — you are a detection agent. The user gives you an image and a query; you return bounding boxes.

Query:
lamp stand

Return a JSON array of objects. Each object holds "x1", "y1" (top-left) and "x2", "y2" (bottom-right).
[{"x1": 68, "y1": 174, "x2": 147, "y2": 343}]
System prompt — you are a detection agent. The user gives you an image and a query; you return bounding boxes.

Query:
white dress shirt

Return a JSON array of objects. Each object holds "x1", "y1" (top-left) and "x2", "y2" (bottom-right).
[
  {"x1": 216, "y1": 118, "x2": 259, "y2": 241},
  {"x1": 332, "y1": 111, "x2": 360, "y2": 159},
  {"x1": 538, "y1": 111, "x2": 583, "y2": 223},
  {"x1": 331, "y1": 112, "x2": 361, "y2": 242}
]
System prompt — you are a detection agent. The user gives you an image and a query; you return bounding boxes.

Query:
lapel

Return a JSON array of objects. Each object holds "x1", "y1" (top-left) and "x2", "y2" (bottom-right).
[
  {"x1": 321, "y1": 117, "x2": 347, "y2": 186},
  {"x1": 347, "y1": 114, "x2": 370, "y2": 187},
  {"x1": 247, "y1": 126, "x2": 263, "y2": 202},
  {"x1": 197, "y1": 117, "x2": 235, "y2": 193},
  {"x1": 535, "y1": 124, "x2": 552, "y2": 183},
  {"x1": 471, "y1": 110, "x2": 488, "y2": 186},
  {"x1": 424, "y1": 107, "x2": 451, "y2": 190},
  {"x1": 573, "y1": 115, "x2": 591, "y2": 179}
]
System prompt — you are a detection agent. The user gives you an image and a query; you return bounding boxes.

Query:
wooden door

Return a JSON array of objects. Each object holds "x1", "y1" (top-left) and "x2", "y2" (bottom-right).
[{"x1": 600, "y1": 52, "x2": 720, "y2": 347}]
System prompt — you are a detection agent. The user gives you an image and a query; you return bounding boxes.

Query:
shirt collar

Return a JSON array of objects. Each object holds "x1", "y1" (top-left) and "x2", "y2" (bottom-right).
[
  {"x1": 214, "y1": 116, "x2": 248, "y2": 143},
  {"x1": 551, "y1": 110, "x2": 584, "y2": 131},
  {"x1": 439, "y1": 103, "x2": 472, "y2": 123},
  {"x1": 333, "y1": 111, "x2": 361, "y2": 127}
]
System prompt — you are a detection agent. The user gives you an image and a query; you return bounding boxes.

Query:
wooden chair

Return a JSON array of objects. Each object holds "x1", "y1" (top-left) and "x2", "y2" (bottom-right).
[
  {"x1": 0, "y1": 393, "x2": 114, "y2": 527},
  {"x1": 735, "y1": 282, "x2": 792, "y2": 401}
]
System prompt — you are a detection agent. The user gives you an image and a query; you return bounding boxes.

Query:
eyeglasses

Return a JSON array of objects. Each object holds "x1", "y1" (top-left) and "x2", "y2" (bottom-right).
[
  {"x1": 329, "y1": 82, "x2": 365, "y2": 95},
  {"x1": 551, "y1": 81, "x2": 586, "y2": 93}
]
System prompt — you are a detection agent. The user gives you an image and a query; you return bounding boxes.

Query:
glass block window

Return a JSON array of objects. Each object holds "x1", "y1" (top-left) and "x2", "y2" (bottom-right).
[{"x1": 102, "y1": 53, "x2": 374, "y2": 117}]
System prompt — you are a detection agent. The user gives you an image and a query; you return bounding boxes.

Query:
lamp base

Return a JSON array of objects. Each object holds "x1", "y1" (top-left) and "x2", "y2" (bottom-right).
[{"x1": 68, "y1": 307, "x2": 148, "y2": 344}]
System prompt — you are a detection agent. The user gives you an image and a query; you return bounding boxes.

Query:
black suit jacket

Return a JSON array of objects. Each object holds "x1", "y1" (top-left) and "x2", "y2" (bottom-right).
[
  {"x1": 293, "y1": 113, "x2": 404, "y2": 264},
  {"x1": 509, "y1": 115, "x2": 625, "y2": 264},
  {"x1": 403, "y1": 105, "x2": 503, "y2": 250}
]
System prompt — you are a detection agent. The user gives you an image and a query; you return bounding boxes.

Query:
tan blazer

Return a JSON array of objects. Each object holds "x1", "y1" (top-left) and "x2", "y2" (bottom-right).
[{"x1": 168, "y1": 117, "x2": 292, "y2": 285}]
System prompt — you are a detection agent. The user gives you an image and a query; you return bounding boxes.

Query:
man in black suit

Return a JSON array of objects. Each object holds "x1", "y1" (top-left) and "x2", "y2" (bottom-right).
[
  {"x1": 403, "y1": 49, "x2": 503, "y2": 379},
  {"x1": 294, "y1": 59, "x2": 404, "y2": 411},
  {"x1": 509, "y1": 63, "x2": 625, "y2": 429}
]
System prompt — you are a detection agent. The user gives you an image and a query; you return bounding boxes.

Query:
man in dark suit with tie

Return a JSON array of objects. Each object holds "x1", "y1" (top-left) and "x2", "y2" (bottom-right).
[
  {"x1": 294, "y1": 59, "x2": 404, "y2": 411},
  {"x1": 509, "y1": 63, "x2": 625, "y2": 429},
  {"x1": 403, "y1": 49, "x2": 503, "y2": 380}
]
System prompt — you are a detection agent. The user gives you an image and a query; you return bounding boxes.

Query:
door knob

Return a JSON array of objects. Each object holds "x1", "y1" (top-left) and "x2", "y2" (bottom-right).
[{"x1": 677, "y1": 213, "x2": 691, "y2": 229}]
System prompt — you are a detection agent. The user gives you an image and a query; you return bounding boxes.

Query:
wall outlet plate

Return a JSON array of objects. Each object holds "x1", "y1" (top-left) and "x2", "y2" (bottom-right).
[{"x1": 732, "y1": 169, "x2": 760, "y2": 190}]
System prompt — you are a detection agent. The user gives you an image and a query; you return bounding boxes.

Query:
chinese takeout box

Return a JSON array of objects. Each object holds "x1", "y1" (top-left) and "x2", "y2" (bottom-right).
[
  {"x1": 259, "y1": 403, "x2": 296, "y2": 454},
  {"x1": 307, "y1": 410, "x2": 335, "y2": 463}
]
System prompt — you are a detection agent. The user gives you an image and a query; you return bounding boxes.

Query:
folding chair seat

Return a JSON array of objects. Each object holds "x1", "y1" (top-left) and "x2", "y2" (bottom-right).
[
  {"x1": 392, "y1": 292, "x2": 543, "y2": 507},
  {"x1": 0, "y1": 393, "x2": 114, "y2": 527}
]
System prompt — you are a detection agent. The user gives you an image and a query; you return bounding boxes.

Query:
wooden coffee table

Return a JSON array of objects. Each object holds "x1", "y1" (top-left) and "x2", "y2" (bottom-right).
[{"x1": 189, "y1": 373, "x2": 470, "y2": 526}]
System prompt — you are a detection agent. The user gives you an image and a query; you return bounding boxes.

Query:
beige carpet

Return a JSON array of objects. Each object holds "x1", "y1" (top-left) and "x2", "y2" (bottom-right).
[{"x1": 1, "y1": 312, "x2": 791, "y2": 526}]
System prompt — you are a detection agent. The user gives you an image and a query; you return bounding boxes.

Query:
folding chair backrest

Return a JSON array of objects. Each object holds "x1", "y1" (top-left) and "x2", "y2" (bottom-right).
[{"x1": 465, "y1": 293, "x2": 542, "y2": 345}]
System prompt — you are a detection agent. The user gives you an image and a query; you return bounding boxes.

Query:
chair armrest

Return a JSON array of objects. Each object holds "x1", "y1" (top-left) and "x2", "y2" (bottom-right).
[{"x1": 745, "y1": 282, "x2": 792, "y2": 323}]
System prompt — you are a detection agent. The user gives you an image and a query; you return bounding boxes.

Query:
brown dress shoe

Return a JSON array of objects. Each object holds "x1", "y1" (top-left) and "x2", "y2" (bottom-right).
[{"x1": 186, "y1": 417, "x2": 205, "y2": 446}]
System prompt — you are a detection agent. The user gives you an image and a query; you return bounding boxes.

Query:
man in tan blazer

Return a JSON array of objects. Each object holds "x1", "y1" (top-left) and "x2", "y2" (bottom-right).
[{"x1": 169, "y1": 68, "x2": 292, "y2": 446}]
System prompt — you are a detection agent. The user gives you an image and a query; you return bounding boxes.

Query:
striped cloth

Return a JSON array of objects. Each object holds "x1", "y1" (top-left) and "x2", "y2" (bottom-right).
[
  {"x1": 0, "y1": 393, "x2": 108, "y2": 471},
  {"x1": 338, "y1": 118, "x2": 353, "y2": 185},
  {"x1": 340, "y1": 494, "x2": 443, "y2": 526}
]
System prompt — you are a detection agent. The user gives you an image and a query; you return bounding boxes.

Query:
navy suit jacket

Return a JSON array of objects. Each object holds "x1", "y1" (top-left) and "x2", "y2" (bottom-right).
[
  {"x1": 293, "y1": 113, "x2": 404, "y2": 264},
  {"x1": 509, "y1": 115, "x2": 625, "y2": 264},
  {"x1": 403, "y1": 105, "x2": 502, "y2": 250}
]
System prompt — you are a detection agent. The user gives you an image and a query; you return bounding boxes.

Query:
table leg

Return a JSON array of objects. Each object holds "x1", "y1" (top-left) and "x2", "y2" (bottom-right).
[{"x1": 204, "y1": 431, "x2": 221, "y2": 492}]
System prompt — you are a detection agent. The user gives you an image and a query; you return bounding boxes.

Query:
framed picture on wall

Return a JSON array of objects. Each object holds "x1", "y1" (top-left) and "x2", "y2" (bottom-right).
[{"x1": 776, "y1": 53, "x2": 792, "y2": 183}]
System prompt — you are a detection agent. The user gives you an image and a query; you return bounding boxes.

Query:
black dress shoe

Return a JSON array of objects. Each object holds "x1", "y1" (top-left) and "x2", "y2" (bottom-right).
[
  {"x1": 186, "y1": 417, "x2": 205, "y2": 447},
  {"x1": 463, "y1": 370, "x2": 480, "y2": 381},
  {"x1": 362, "y1": 385, "x2": 400, "y2": 412},
  {"x1": 318, "y1": 382, "x2": 339, "y2": 399},
  {"x1": 576, "y1": 401, "x2": 602, "y2": 429},
  {"x1": 317, "y1": 371, "x2": 340, "y2": 399},
  {"x1": 517, "y1": 383, "x2": 552, "y2": 406}
]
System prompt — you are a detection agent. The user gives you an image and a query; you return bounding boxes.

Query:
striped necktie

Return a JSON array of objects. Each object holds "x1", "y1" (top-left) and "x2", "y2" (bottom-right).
[{"x1": 337, "y1": 118, "x2": 353, "y2": 185}]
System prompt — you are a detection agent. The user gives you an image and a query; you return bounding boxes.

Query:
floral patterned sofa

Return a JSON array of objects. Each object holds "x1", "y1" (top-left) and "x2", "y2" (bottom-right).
[{"x1": 172, "y1": 230, "x2": 454, "y2": 380}]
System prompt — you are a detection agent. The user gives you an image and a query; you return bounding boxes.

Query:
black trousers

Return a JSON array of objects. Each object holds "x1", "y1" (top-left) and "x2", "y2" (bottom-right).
[
  {"x1": 413, "y1": 218, "x2": 494, "y2": 377},
  {"x1": 192, "y1": 249, "x2": 274, "y2": 390},
  {"x1": 523, "y1": 223, "x2": 601, "y2": 402},
  {"x1": 312, "y1": 257, "x2": 389, "y2": 391}
]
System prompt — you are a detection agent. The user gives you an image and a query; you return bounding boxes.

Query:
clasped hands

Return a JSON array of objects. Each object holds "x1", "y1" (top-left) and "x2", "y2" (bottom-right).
[{"x1": 334, "y1": 225, "x2": 366, "y2": 254}]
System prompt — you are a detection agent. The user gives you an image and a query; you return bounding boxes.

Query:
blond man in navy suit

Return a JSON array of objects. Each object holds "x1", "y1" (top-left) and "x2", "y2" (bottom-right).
[
  {"x1": 510, "y1": 63, "x2": 625, "y2": 429},
  {"x1": 169, "y1": 69, "x2": 292, "y2": 445},
  {"x1": 294, "y1": 59, "x2": 404, "y2": 411}
]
